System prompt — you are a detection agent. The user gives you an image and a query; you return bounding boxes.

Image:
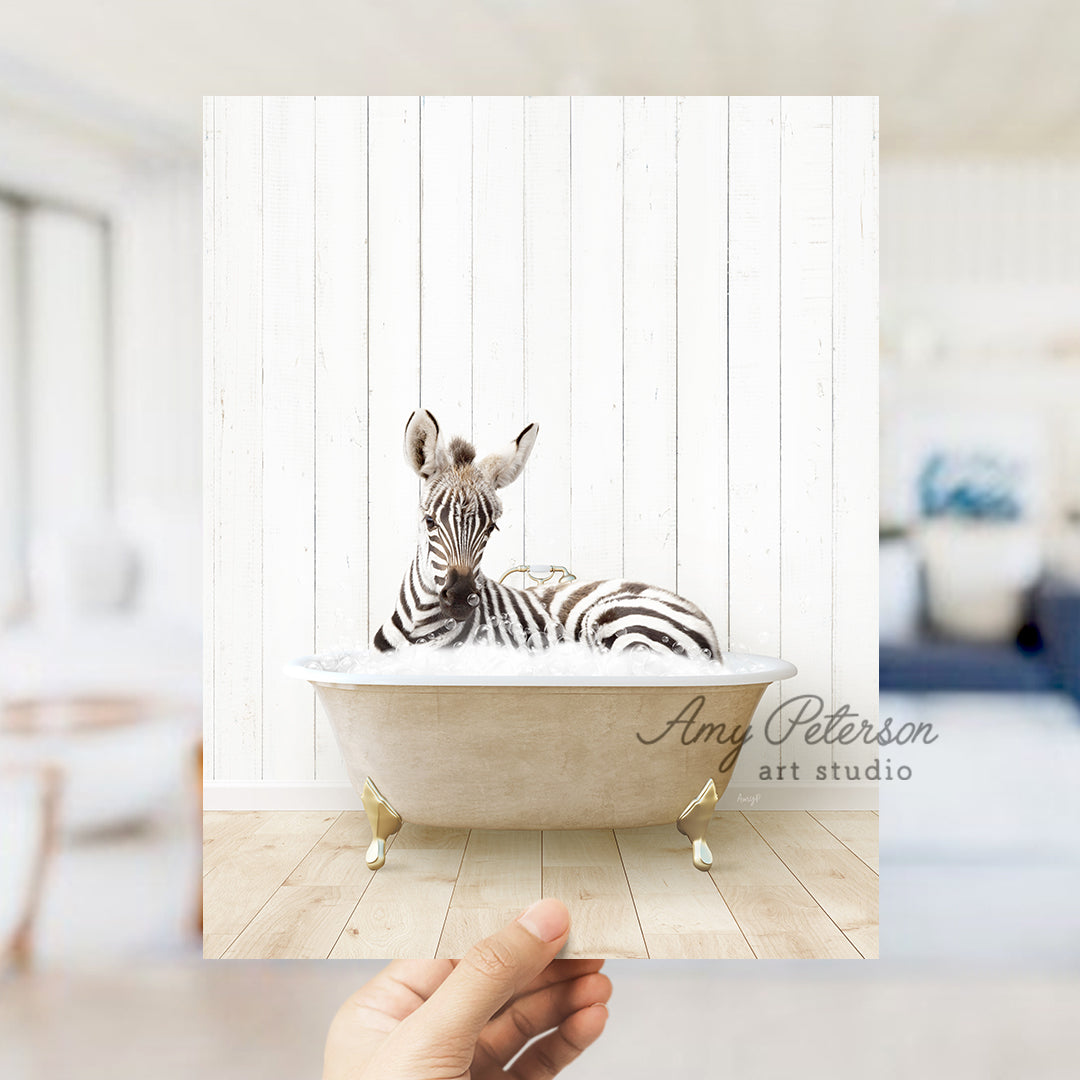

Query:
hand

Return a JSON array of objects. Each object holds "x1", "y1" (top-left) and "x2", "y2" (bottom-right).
[{"x1": 324, "y1": 899, "x2": 611, "y2": 1079}]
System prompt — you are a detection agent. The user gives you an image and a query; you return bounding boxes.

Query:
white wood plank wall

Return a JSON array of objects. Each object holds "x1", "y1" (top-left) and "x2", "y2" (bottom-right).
[{"x1": 206, "y1": 97, "x2": 879, "y2": 809}]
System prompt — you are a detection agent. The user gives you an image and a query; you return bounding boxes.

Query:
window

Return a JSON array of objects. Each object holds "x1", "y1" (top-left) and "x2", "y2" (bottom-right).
[{"x1": 0, "y1": 194, "x2": 111, "y2": 623}]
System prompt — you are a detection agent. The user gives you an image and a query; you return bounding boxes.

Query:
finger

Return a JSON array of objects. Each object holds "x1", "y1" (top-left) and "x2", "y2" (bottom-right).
[
  {"x1": 447, "y1": 956, "x2": 603, "y2": 981},
  {"x1": 324, "y1": 962, "x2": 456, "y2": 1080},
  {"x1": 373, "y1": 960, "x2": 456, "y2": 1004},
  {"x1": 407, "y1": 899, "x2": 571, "y2": 1048},
  {"x1": 490, "y1": 958, "x2": 606, "y2": 1018},
  {"x1": 508, "y1": 1003, "x2": 609, "y2": 1080},
  {"x1": 477, "y1": 971, "x2": 612, "y2": 1064},
  {"x1": 344, "y1": 960, "x2": 455, "y2": 1028}
]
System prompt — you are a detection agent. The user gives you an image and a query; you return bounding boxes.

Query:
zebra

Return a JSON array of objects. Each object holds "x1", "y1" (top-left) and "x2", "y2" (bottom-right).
[{"x1": 373, "y1": 409, "x2": 722, "y2": 660}]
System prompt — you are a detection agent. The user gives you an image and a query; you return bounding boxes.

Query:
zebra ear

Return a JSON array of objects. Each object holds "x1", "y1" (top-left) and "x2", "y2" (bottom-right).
[
  {"x1": 404, "y1": 409, "x2": 445, "y2": 480},
  {"x1": 479, "y1": 422, "x2": 538, "y2": 489}
]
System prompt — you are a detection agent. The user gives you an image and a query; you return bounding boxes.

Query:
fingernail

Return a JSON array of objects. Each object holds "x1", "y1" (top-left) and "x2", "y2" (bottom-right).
[{"x1": 517, "y1": 898, "x2": 569, "y2": 942}]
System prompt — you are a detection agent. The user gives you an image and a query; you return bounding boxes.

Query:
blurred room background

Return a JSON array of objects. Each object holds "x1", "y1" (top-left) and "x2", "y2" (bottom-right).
[
  {"x1": 879, "y1": 151, "x2": 1080, "y2": 965},
  {"x1": 0, "y1": 34, "x2": 202, "y2": 971},
  {"x1": 3, "y1": 1, "x2": 1080, "y2": 1077}
]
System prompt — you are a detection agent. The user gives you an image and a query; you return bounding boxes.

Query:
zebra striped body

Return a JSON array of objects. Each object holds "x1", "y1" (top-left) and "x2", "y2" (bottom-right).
[
  {"x1": 374, "y1": 409, "x2": 722, "y2": 661},
  {"x1": 374, "y1": 563, "x2": 719, "y2": 657},
  {"x1": 373, "y1": 554, "x2": 564, "y2": 651},
  {"x1": 537, "y1": 578, "x2": 720, "y2": 658}
]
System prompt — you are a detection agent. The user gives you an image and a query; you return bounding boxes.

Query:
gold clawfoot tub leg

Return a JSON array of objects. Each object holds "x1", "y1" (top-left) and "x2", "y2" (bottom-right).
[
  {"x1": 676, "y1": 779, "x2": 720, "y2": 872},
  {"x1": 361, "y1": 777, "x2": 402, "y2": 870}
]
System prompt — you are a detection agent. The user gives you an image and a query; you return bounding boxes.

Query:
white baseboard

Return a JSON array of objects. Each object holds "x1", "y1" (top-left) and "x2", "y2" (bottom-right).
[
  {"x1": 204, "y1": 780, "x2": 878, "y2": 813},
  {"x1": 204, "y1": 782, "x2": 363, "y2": 811}
]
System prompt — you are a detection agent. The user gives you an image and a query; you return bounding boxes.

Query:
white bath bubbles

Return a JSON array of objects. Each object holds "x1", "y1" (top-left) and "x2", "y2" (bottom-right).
[{"x1": 301, "y1": 641, "x2": 788, "y2": 685}]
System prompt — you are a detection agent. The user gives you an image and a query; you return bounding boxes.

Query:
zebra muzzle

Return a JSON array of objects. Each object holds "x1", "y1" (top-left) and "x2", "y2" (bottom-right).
[{"x1": 440, "y1": 569, "x2": 480, "y2": 620}]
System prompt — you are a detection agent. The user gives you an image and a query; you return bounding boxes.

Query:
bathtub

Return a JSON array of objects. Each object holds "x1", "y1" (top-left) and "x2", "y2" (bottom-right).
[{"x1": 285, "y1": 653, "x2": 796, "y2": 871}]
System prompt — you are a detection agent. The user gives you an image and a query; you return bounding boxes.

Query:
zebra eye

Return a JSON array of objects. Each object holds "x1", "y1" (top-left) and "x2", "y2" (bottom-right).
[{"x1": 424, "y1": 515, "x2": 436, "y2": 529}]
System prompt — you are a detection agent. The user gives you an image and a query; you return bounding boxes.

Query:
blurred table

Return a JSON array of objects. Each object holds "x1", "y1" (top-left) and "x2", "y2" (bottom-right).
[{"x1": 1, "y1": 697, "x2": 152, "y2": 733}]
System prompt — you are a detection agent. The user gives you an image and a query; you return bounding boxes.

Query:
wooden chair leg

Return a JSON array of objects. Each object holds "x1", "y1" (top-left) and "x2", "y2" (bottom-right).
[{"x1": 192, "y1": 741, "x2": 203, "y2": 937}]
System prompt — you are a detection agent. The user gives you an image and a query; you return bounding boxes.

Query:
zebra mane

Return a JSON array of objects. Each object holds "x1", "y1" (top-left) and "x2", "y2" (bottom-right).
[{"x1": 447, "y1": 436, "x2": 476, "y2": 467}]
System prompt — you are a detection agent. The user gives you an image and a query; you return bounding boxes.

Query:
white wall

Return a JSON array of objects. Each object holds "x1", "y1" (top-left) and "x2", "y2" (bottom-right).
[
  {"x1": 0, "y1": 203, "x2": 21, "y2": 620},
  {"x1": 0, "y1": 101, "x2": 202, "y2": 630},
  {"x1": 205, "y1": 96, "x2": 878, "y2": 810},
  {"x1": 24, "y1": 208, "x2": 110, "y2": 540},
  {"x1": 883, "y1": 158, "x2": 1080, "y2": 355},
  {"x1": 113, "y1": 163, "x2": 203, "y2": 624},
  {"x1": 881, "y1": 159, "x2": 1080, "y2": 531},
  {"x1": 0, "y1": 199, "x2": 110, "y2": 620}
]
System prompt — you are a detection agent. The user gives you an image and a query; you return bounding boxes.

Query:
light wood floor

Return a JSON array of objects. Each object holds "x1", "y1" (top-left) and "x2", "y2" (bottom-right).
[{"x1": 203, "y1": 810, "x2": 878, "y2": 960}]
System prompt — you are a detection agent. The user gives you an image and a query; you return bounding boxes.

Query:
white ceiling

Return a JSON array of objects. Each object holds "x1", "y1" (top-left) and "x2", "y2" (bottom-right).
[{"x1": 1, "y1": 0, "x2": 1079, "y2": 158}]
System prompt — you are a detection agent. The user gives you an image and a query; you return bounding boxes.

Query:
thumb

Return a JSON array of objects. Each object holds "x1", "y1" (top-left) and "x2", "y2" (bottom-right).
[{"x1": 407, "y1": 899, "x2": 571, "y2": 1049}]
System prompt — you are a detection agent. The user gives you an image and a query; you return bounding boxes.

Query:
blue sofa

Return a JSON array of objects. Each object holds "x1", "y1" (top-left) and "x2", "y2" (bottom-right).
[{"x1": 880, "y1": 577, "x2": 1080, "y2": 700}]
